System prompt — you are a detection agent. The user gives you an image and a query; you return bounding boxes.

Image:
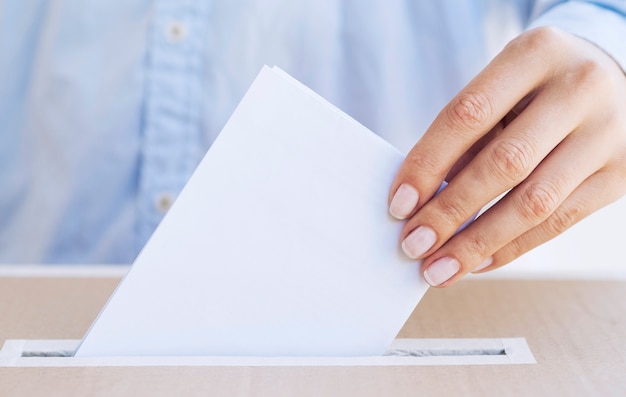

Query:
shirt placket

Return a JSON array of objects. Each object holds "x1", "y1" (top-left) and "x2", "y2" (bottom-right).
[{"x1": 136, "y1": 0, "x2": 210, "y2": 253}]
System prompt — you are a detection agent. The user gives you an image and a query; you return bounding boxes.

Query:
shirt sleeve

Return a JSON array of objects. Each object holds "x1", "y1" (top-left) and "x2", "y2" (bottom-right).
[{"x1": 527, "y1": 1, "x2": 626, "y2": 72}]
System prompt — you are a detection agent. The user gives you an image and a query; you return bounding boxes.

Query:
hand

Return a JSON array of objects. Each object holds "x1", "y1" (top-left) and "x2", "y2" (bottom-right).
[{"x1": 388, "y1": 27, "x2": 626, "y2": 287}]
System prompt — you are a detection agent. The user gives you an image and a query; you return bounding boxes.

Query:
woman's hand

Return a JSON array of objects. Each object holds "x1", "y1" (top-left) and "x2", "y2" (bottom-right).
[{"x1": 388, "y1": 27, "x2": 626, "y2": 287}]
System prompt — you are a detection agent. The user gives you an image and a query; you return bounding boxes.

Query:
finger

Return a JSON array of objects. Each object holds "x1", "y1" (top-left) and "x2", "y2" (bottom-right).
[
  {"x1": 446, "y1": 120, "x2": 504, "y2": 182},
  {"x1": 476, "y1": 167, "x2": 626, "y2": 272},
  {"x1": 389, "y1": 30, "x2": 562, "y2": 220},
  {"x1": 446, "y1": 91, "x2": 535, "y2": 182},
  {"x1": 419, "y1": 123, "x2": 611, "y2": 287},
  {"x1": 400, "y1": 79, "x2": 589, "y2": 259}
]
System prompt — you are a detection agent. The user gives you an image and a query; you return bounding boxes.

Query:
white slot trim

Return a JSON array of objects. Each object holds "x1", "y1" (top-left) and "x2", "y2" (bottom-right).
[{"x1": 0, "y1": 338, "x2": 535, "y2": 367}]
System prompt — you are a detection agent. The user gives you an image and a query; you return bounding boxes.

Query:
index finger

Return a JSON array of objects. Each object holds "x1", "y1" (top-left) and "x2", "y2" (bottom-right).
[{"x1": 388, "y1": 29, "x2": 559, "y2": 219}]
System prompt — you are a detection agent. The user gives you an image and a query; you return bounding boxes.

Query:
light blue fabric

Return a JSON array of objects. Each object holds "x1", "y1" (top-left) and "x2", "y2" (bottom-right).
[{"x1": 0, "y1": 0, "x2": 624, "y2": 264}]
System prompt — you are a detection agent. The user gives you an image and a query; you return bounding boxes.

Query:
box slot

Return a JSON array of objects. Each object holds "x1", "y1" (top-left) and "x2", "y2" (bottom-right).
[{"x1": 0, "y1": 338, "x2": 535, "y2": 367}]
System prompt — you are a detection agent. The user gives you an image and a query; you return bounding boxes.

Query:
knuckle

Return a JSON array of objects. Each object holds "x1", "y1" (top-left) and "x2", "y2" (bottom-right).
[
  {"x1": 405, "y1": 151, "x2": 443, "y2": 177},
  {"x1": 507, "y1": 237, "x2": 528, "y2": 260},
  {"x1": 447, "y1": 91, "x2": 494, "y2": 132},
  {"x1": 510, "y1": 26, "x2": 564, "y2": 56},
  {"x1": 434, "y1": 193, "x2": 468, "y2": 227},
  {"x1": 488, "y1": 138, "x2": 534, "y2": 183},
  {"x1": 517, "y1": 181, "x2": 561, "y2": 223},
  {"x1": 499, "y1": 235, "x2": 534, "y2": 267},
  {"x1": 515, "y1": 27, "x2": 612, "y2": 90},
  {"x1": 464, "y1": 233, "x2": 490, "y2": 258},
  {"x1": 543, "y1": 203, "x2": 580, "y2": 236},
  {"x1": 574, "y1": 58, "x2": 605, "y2": 84},
  {"x1": 564, "y1": 56, "x2": 608, "y2": 93}
]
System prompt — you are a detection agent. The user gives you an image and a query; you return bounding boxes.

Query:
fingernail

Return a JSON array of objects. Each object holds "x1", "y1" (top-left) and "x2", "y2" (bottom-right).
[
  {"x1": 424, "y1": 257, "x2": 461, "y2": 286},
  {"x1": 402, "y1": 226, "x2": 437, "y2": 259},
  {"x1": 472, "y1": 257, "x2": 493, "y2": 273},
  {"x1": 389, "y1": 184, "x2": 419, "y2": 219}
]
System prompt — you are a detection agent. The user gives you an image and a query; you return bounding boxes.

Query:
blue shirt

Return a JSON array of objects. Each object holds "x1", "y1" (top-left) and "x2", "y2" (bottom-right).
[{"x1": 1, "y1": 0, "x2": 625, "y2": 264}]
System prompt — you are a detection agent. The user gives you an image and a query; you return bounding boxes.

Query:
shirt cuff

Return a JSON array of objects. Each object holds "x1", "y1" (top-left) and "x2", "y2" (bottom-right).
[{"x1": 528, "y1": 2, "x2": 626, "y2": 73}]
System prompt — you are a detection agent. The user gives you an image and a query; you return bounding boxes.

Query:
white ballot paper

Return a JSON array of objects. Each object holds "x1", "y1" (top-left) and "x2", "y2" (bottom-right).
[{"x1": 76, "y1": 66, "x2": 430, "y2": 358}]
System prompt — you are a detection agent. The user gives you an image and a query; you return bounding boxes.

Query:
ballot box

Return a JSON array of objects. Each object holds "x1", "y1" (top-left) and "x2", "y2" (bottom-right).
[
  {"x1": 2, "y1": 66, "x2": 625, "y2": 397},
  {"x1": 1, "y1": 266, "x2": 625, "y2": 396}
]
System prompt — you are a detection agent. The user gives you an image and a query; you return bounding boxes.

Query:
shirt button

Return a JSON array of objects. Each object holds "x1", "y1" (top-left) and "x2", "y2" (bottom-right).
[
  {"x1": 155, "y1": 193, "x2": 175, "y2": 214},
  {"x1": 165, "y1": 21, "x2": 188, "y2": 43}
]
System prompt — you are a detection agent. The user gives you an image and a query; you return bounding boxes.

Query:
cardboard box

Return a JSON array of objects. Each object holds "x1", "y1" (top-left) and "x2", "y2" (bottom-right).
[{"x1": 0, "y1": 267, "x2": 624, "y2": 396}]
